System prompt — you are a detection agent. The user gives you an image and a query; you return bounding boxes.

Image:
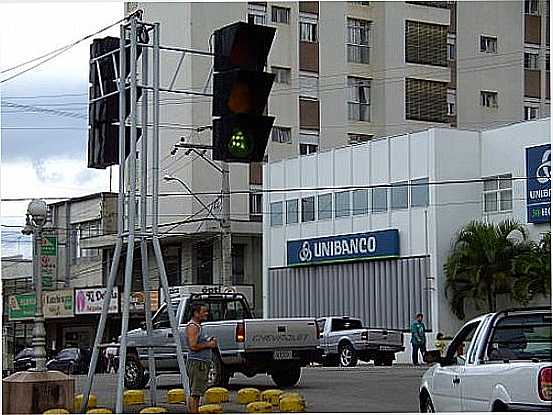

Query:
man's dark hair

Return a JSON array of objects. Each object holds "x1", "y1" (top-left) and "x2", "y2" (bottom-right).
[
  {"x1": 190, "y1": 301, "x2": 207, "y2": 316},
  {"x1": 416, "y1": 313, "x2": 424, "y2": 319}
]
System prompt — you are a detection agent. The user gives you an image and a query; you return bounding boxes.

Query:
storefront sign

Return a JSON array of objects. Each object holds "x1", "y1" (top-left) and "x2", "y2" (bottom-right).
[
  {"x1": 287, "y1": 229, "x2": 400, "y2": 266},
  {"x1": 75, "y1": 287, "x2": 119, "y2": 314},
  {"x1": 129, "y1": 291, "x2": 159, "y2": 313},
  {"x1": 161, "y1": 284, "x2": 255, "y2": 307},
  {"x1": 43, "y1": 289, "x2": 74, "y2": 318},
  {"x1": 40, "y1": 233, "x2": 57, "y2": 289},
  {"x1": 526, "y1": 144, "x2": 551, "y2": 223},
  {"x1": 8, "y1": 293, "x2": 36, "y2": 321}
]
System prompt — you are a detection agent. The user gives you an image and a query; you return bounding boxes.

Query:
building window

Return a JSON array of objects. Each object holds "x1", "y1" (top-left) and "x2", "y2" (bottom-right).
[
  {"x1": 272, "y1": 66, "x2": 291, "y2": 84},
  {"x1": 301, "y1": 196, "x2": 316, "y2": 222},
  {"x1": 272, "y1": 126, "x2": 292, "y2": 143},
  {"x1": 299, "y1": 73, "x2": 319, "y2": 99},
  {"x1": 447, "y1": 89, "x2": 456, "y2": 116},
  {"x1": 524, "y1": 0, "x2": 539, "y2": 15},
  {"x1": 347, "y1": 77, "x2": 370, "y2": 121},
  {"x1": 391, "y1": 182, "x2": 409, "y2": 210},
  {"x1": 347, "y1": 18, "x2": 371, "y2": 64},
  {"x1": 405, "y1": 20, "x2": 448, "y2": 67},
  {"x1": 335, "y1": 191, "x2": 351, "y2": 217},
  {"x1": 546, "y1": 55, "x2": 550, "y2": 71},
  {"x1": 480, "y1": 36, "x2": 497, "y2": 53},
  {"x1": 411, "y1": 178, "x2": 429, "y2": 207},
  {"x1": 348, "y1": 133, "x2": 374, "y2": 144},
  {"x1": 232, "y1": 244, "x2": 245, "y2": 285},
  {"x1": 353, "y1": 189, "x2": 369, "y2": 215},
  {"x1": 480, "y1": 91, "x2": 498, "y2": 108},
  {"x1": 271, "y1": 6, "x2": 290, "y2": 24},
  {"x1": 371, "y1": 187, "x2": 388, "y2": 213},
  {"x1": 406, "y1": 78, "x2": 448, "y2": 122},
  {"x1": 483, "y1": 174, "x2": 512, "y2": 213},
  {"x1": 447, "y1": 38, "x2": 456, "y2": 61},
  {"x1": 248, "y1": 2, "x2": 266, "y2": 25},
  {"x1": 249, "y1": 192, "x2": 262, "y2": 217},
  {"x1": 524, "y1": 52, "x2": 540, "y2": 70},
  {"x1": 300, "y1": 143, "x2": 318, "y2": 155},
  {"x1": 525, "y1": 106, "x2": 539, "y2": 120},
  {"x1": 318, "y1": 193, "x2": 333, "y2": 220},
  {"x1": 270, "y1": 201, "x2": 283, "y2": 226},
  {"x1": 195, "y1": 243, "x2": 212, "y2": 284},
  {"x1": 286, "y1": 199, "x2": 299, "y2": 224},
  {"x1": 299, "y1": 13, "x2": 318, "y2": 42}
]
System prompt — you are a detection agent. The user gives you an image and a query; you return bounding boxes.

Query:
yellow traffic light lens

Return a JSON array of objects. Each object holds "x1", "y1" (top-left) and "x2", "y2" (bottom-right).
[{"x1": 228, "y1": 129, "x2": 252, "y2": 157}]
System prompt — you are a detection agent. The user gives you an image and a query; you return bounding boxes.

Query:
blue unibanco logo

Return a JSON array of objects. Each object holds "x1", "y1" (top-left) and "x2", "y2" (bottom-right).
[
  {"x1": 299, "y1": 241, "x2": 312, "y2": 262},
  {"x1": 536, "y1": 149, "x2": 551, "y2": 185},
  {"x1": 298, "y1": 236, "x2": 377, "y2": 262}
]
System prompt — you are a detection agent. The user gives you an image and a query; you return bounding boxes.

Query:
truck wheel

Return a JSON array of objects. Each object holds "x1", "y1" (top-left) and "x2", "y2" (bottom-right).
[
  {"x1": 383, "y1": 353, "x2": 394, "y2": 366},
  {"x1": 421, "y1": 395, "x2": 435, "y2": 412},
  {"x1": 339, "y1": 343, "x2": 358, "y2": 367},
  {"x1": 271, "y1": 365, "x2": 301, "y2": 388},
  {"x1": 208, "y1": 353, "x2": 230, "y2": 388},
  {"x1": 124, "y1": 354, "x2": 148, "y2": 389}
]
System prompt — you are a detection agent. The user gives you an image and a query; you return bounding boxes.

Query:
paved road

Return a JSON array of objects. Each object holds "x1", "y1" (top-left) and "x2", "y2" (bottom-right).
[{"x1": 75, "y1": 365, "x2": 427, "y2": 413}]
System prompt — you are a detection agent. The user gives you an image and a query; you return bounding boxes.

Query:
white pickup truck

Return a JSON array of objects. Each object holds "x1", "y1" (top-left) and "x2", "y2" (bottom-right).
[{"x1": 419, "y1": 307, "x2": 551, "y2": 412}]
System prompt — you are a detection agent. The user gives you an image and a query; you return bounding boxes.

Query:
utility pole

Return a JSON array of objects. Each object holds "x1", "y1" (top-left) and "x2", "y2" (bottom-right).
[{"x1": 221, "y1": 161, "x2": 232, "y2": 286}]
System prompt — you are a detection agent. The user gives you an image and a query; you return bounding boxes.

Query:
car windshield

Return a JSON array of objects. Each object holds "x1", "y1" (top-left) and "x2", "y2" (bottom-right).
[
  {"x1": 15, "y1": 348, "x2": 34, "y2": 359},
  {"x1": 488, "y1": 312, "x2": 552, "y2": 362},
  {"x1": 56, "y1": 348, "x2": 79, "y2": 360}
]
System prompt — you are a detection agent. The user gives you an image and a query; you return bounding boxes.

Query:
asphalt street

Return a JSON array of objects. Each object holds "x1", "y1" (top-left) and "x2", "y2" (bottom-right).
[{"x1": 74, "y1": 365, "x2": 428, "y2": 413}]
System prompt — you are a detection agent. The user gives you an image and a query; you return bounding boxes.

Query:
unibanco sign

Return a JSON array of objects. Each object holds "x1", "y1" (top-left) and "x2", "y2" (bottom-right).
[{"x1": 287, "y1": 229, "x2": 400, "y2": 266}]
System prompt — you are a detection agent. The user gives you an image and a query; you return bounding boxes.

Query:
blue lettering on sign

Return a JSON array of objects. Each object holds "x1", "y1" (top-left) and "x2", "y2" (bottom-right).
[
  {"x1": 287, "y1": 229, "x2": 399, "y2": 266},
  {"x1": 526, "y1": 144, "x2": 551, "y2": 224}
]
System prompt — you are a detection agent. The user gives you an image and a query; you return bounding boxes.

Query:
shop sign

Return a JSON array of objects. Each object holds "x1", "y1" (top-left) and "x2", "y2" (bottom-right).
[
  {"x1": 43, "y1": 289, "x2": 74, "y2": 319},
  {"x1": 129, "y1": 291, "x2": 159, "y2": 313},
  {"x1": 40, "y1": 233, "x2": 57, "y2": 289},
  {"x1": 75, "y1": 287, "x2": 119, "y2": 314},
  {"x1": 161, "y1": 284, "x2": 255, "y2": 307},
  {"x1": 526, "y1": 144, "x2": 551, "y2": 224},
  {"x1": 8, "y1": 293, "x2": 36, "y2": 321},
  {"x1": 287, "y1": 229, "x2": 400, "y2": 266}
]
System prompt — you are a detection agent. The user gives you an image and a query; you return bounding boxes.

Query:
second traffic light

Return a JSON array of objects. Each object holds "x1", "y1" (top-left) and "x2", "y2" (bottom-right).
[{"x1": 212, "y1": 22, "x2": 276, "y2": 163}]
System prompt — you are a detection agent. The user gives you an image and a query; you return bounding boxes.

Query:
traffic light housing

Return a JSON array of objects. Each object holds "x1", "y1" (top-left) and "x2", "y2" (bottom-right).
[
  {"x1": 87, "y1": 36, "x2": 143, "y2": 169},
  {"x1": 212, "y1": 22, "x2": 276, "y2": 163}
]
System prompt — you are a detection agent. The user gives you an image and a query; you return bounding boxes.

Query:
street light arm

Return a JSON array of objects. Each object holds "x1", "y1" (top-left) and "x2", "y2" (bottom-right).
[{"x1": 164, "y1": 176, "x2": 221, "y2": 223}]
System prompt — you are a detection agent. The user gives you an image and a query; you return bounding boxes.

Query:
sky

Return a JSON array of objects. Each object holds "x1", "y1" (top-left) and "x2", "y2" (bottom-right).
[{"x1": 1, "y1": 2, "x2": 122, "y2": 257}]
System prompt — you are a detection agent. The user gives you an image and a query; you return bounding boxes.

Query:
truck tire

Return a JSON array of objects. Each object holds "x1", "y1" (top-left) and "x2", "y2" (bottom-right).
[
  {"x1": 271, "y1": 365, "x2": 301, "y2": 387},
  {"x1": 338, "y1": 343, "x2": 358, "y2": 367},
  {"x1": 208, "y1": 353, "x2": 230, "y2": 388},
  {"x1": 383, "y1": 353, "x2": 394, "y2": 366},
  {"x1": 124, "y1": 354, "x2": 148, "y2": 389}
]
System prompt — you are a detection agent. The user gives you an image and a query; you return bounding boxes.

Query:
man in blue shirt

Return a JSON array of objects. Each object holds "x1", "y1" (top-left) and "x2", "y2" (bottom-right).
[{"x1": 410, "y1": 313, "x2": 426, "y2": 365}]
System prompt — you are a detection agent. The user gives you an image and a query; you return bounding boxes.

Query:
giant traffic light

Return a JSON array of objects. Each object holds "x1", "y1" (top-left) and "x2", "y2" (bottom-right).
[
  {"x1": 87, "y1": 36, "x2": 143, "y2": 169},
  {"x1": 212, "y1": 22, "x2": 276, "y2": 163}
]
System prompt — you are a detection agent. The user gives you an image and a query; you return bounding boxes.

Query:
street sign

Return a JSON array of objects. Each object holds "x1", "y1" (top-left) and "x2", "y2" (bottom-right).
[
  {"x1": 8, "y1": 293, "x2": 36, "y2": 321},
  {"x1": 75, "y1": 287, "x2": 119, "y2": 314},
  {"x1": 161, "y1": 284, "x2": 255, "y2": 307},
  {"x1": 43, "y1": 289, "x2": 74, "y2": 319},
  {"x1": 40, "y1": 233, "x2": 57, "y2": 289},
  {"x1": 129, "y1": 291, "x2": 159, "y2": 313},
  {"x1": 526, "y1": 144, "x2": 551, "y2": 223}
]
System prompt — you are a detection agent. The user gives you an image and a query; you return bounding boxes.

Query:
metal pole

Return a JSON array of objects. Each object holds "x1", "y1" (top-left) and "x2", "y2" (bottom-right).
[
  {"x1": 31, "y1": 222, "x2": 47, "y2": 372},
  {"x1": 152, "y1": 23, "x2": 160, "y2": 236},
  {"x1": 140, "y1": 34, "x2": 158, "y2": 406},
  {"x1": 539, "y1": 0, "x2": 547, "y2": 117},
  {"x1": 116, "y1": 16, "x2": 138, "y2": 413},
  {"x1": 221, "y1": 162, "x2": 232, "y2": 286}
]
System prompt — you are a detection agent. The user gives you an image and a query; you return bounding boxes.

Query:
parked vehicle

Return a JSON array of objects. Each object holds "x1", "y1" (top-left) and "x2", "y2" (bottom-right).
[
  {"x1": 316, "y1": 316, "x2": 404, "y2": 367},
  {"x1": 419, "y1": 307, "x2": 552, "y2": 412},
  {"x1": 13, "y1": 348, "x2": 36, "y2": 372},
  {"x1": 125, "y1": 292, "x2": 321, "y2": 389},
  {"x1": 46, "y1": 347, "x2": 104, "y2": 375}
]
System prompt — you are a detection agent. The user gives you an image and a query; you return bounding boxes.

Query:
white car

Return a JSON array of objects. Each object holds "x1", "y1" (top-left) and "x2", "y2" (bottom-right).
[{"x1": 419, "y1": 308, "x2": 551, "y2": 412}]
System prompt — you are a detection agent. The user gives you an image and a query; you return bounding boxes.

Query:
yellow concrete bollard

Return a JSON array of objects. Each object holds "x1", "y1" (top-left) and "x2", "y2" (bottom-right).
[
  {"x1": 74, "y1": 393, "x2": 97, "y2": 412},
  {"x1": 279, "y1": 397, "x2": 305, "y2": 413},
  {"x1": 167, "y1": 388, "x2": 187, "y2": 404},
  {"x1": 237, "y1": 388, "x2": 261, "y2": 405},
  {"x1": 86, "y1": 409, "x2": 113, "y2": 414},
  {"x1": 246, "y1": 401, "x2": 273, "y2": 413},
  {"x1": 139, "y1": 407, "x2": 168, "y2": 414},
  {"x1": 279, "y1": 392, "x2": 304, "y2": 404},
  {"x1": 123, "y1": 389, "x2": 145, "y2": 405},
  {"x1": 43, "y1": 409, "x2": 70, "y2": 415},
  {"x1": 204, "y1": 387, "x2": 229, "y2": 404},
  {"x1": 260, "y1": 389, "x2": 283, "y2": 406},
  {"x1": 199, "y1": 403, "x2": 224, "y2": 414}
]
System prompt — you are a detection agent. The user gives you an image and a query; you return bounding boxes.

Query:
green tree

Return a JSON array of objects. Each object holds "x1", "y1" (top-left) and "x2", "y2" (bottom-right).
[
  {"x1": 512, "y1": 232, "x2": 551, "y2": 305},
  {"x1": 444, "y1": 219, "x2": 528, "y2": 320}
]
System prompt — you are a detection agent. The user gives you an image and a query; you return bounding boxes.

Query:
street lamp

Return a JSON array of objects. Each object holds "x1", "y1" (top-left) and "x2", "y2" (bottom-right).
[{"x1": 21, "y1": 199, "x2": 48, "y2": 372}]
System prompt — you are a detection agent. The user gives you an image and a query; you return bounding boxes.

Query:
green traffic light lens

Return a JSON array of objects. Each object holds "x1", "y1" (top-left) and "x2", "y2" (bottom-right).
[{"x1": 228, "y1": 129, "x2": 252, "y2": 157}]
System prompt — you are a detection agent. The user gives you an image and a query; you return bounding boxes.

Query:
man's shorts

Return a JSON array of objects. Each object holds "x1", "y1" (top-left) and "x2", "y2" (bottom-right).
[{"x1": 186, "y1": 359, "x2": 210, "y2": 397}]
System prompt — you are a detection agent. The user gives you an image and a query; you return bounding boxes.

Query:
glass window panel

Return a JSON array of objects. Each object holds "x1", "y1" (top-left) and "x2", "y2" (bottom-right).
[
  {"x1": 484, "y1": 178, "x2": 498, "y2": 191},
  {"x1": 335, "y1": 191, "x2": 351, "y2": 217},
  {"x1": 302, "y1": 197, "x2": 315, "y2": 222},
  {"x1": 411, "y1": 178, "x2": 429, "y2": 207},
  {"x1": 318, "y1": 193, "x2": 333, "y2": 220},
  {"x1": 500, "y1": 190, "x2": 512, "y2": 211},
  {"x1": 372, "y1": 187, "x2": 388, "y2": 212},
  {"x1": 270, "y1": 201, "x2": 283, "y2": 226},
  {"x1": 391, "y1": 181, "x2": 408, "y2": 209},
  {"x1": 352, "y1": 189, "x2": 369, "y2": 215},
  {"x1": 286, "y1": 199, "x2": 299, "y2": 224},
  {"x1": 484, "y1": 193, "x2": 498, "y2": 212}
]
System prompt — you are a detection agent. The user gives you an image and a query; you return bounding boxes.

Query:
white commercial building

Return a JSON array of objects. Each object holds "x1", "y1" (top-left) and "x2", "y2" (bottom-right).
[{"x1": 263, "y1": 118, "x2": 550, "y2": 360}]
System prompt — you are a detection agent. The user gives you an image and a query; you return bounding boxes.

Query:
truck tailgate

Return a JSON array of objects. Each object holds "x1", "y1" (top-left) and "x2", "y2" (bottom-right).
[
  {"x1": 367, "y1": 329, "x2": 403, "y2": 347},
  {"x1": 243, "y1": 318, "x2": 319, "y2": 351}
]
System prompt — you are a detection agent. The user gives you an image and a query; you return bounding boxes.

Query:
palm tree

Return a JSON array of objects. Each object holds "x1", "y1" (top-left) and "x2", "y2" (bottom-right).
[
  {"x1": 512, "y1": 232, "x2": 551, "y2": 305},
  {"x1": 444, "y1": 219, "x2": 528, "y2": 320}
]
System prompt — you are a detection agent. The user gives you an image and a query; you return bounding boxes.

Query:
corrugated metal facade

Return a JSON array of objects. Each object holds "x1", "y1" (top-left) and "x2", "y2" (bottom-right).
[{"x1": 267, "y1": 256, "x2": 432, "y2": 331}]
